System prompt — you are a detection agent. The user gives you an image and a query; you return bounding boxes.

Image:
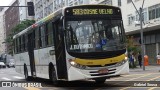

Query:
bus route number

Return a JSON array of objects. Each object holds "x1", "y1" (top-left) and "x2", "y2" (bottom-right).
[{"x1": 72, "y1": 9, "x2": 113, "y2": 15}]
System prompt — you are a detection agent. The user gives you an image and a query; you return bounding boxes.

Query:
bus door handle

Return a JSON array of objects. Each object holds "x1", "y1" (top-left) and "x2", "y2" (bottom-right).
[{"x1": 49, "y1": 50, "x2": 55, "y2": 55}]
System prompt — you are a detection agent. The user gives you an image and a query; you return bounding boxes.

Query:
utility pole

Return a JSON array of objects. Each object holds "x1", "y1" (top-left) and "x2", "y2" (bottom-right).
[
  {"x1": 140, "y1": 7, "x2": 145, "y2": 70},
  {"x1": 131, "y1": 0, "x2": 145, "y2": 70}
]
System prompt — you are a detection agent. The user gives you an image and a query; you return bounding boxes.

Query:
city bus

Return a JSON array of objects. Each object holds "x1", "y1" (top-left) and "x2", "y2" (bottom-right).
[{"x1": 13, "y1": 5, "x2": 129, "y2": 84}]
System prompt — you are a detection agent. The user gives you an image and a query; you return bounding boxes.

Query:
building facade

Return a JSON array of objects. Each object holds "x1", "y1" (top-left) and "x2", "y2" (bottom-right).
[
  {"x1": 34, "y1": 0, "x2": 89, "y2": 21},
  {"x1": 119, "y1": 0, "x2": 160, "y2": 64},
  {"x1": 5, "y1": 0, "x2": 20, "y2": 54},
  {"x1": 18, "y1": 0, "x2": 34, "y2": 21},
  {"x1": 89, "y1": 0, "x2": 112, "y2": 5},
  {"x1": 0, "y1": 8, "x2": 6, "y2": 54}
]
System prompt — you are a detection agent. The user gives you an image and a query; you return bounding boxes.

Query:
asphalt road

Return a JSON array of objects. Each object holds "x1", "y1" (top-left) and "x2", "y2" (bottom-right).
[{"x1": 0, "y1": 66, "x2": 160, "y2": 90}]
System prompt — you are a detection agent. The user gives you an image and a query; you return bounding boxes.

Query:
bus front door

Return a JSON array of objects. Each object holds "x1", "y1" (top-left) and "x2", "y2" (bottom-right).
[
  {"x1": 53, "y1": 20, "x2": 68, "y2": 79},
  {"x1": 28, "y1": 32, "x2": 36, "y2": 77}
]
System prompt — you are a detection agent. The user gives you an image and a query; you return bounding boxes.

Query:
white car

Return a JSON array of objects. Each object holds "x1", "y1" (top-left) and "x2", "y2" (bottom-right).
[
  {"x1": 9, "y1": 62, "x2": 15, "y2": 68},
  {"x1": 0, "y1": 62, "x2": 6, "y2": 68}
]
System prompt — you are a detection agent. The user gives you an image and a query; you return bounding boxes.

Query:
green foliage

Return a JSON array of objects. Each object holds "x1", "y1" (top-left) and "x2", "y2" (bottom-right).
[
  {"x1": 5, "y1": 19, "x2": 35, "y2": 54},
  {"x1": 126, "y1": 36, "x2": 141, "y2": 68},
  {"x1": 12, "y1": 19, "x2": 35, "y2": 34},
  {"x1": 126, "y1": 36, "x2": 140, "y2": 55}
]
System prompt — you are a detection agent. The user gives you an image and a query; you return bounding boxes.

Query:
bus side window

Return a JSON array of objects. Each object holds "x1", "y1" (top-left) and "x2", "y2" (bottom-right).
[
  {"x1": 40, "y1": 25, "x2": 46, "y2": 47},
  {"x1": 22, "y1": 35, "x2": 25, "y2": 51},
  {"x1": 14, "y1": 39, "x2": 16, "y2": 53},
  {"x1": 39, "y1": 27, "x2": 42, "y2": 48},
  {"x1": 33, "y1": 29, "x2": 36, "y2": 48},
  {"x1": 16, "y1": 38, "x2": 18, "y2": 53},
  {"x1": 21, "y1": 36, "x2": 24, "y2": 52},
  {"x1": 35, "y1": 27, "x2": 39, "y2": 49},
  {"x1": 20, "y1": 36, "x2": 23, "y2": 52},
  {"x1": 25, "y1": 34, "x2": 28, "y2": 51},
  {"x1": 47, "y1": 22, "x2": 54, "y2": 46},
  {"x1": 17, "y1": 37, "x2": 20, "y2": 53},
  {"x1": 45, "y1": 23, "x2": 49, "y2": 46}
]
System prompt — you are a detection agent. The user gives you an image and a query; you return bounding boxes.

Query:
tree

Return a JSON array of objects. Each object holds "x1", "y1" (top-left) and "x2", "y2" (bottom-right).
[
  {"x1": 126, "y1": 36, "x2": 140, "y2": 54},
  {"x1": 5, "y1": 19, "x2": 35, "y2": 54},
  {"x1": 126, "y1": 36, "x2": 141, "y2": 68}
]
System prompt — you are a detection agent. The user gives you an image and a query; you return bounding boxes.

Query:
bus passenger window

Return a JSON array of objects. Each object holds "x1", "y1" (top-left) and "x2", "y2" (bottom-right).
[
  {"x1": 39, "y1": 27, "x2": 42, "y2": 48},
  {"x1": 35, "y1": 28, "x2": 39, "y2": 49},
  {"x1": 40, "y1": 25, "x2": 45, "y2": 47},
  {"x1": 33, "y1": 30, "x2": 36, "y2": 48},
  {"x1": 40, "y1": 25, "x2": 46, "y2": 47},
  {"x1": 17, "y1": 38, "x2": 19, "y2": 53},
  {"x1": 14, "y1": 39, "x2": 17, "y2": 53},
  {"x1": 19, "y1": 37, "x2": 22, "y2": 52},
  {"x1": 25, "y1": 35, "x2": 28, "y2": 51},
  {"x1": 21, "y1": 36, "x2": 24, "y2": 52},
  {"x1": 22, "y1": 35, "x2": 25, "y2": 51},
  {"x1": 45, "y1": 23, "x2": 49, "y2": 46},
  {"x1": 48, "y1": 22, "x2": 54, "y2": 46}
]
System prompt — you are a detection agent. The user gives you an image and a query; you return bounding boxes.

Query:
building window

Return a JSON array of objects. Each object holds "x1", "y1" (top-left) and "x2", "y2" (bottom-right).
[
  {"x1": 118, "y1": 0, "x2": 121, "y2": 6},
  {"x1": 127, "y1": 0, "x2": 132, "y2": 3},
  {"x1": 149, "y1": 6, "x2": 156, "y2": 20},
  {"x1": 135, "y1": 8, "x2": 147, "y2": 22},
  {"x1": 128, "y1": 14, "x2": 135, "y2": 25},
  {"x1": 79, "y1": 0, "x2": 83, "y2": 4},
  {"x1": 149, "y1": 4, "x2": 160, "y2": 20},
  {"x1": 156, "y1": 4, "x2": 160, "y2": 18},
  {"x1": 103, "y1": 0, "x2": 112, "y2": 5},
  {"x1": 135, "y1": 0, "x2": 140, "y2": 2},
  {"x1": 142, "y1": 9, "x2": 147, "y2": 22}
]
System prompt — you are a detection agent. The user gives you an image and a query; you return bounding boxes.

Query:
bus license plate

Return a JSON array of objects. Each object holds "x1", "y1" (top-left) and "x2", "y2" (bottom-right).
[{"x1": 98, "y1": 68, "x2": 108, "y2": 74}]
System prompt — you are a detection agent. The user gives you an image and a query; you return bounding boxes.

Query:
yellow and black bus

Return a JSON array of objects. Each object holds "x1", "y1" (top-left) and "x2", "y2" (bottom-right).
[{"x1": 13, "y1": 5, "x2": 129, "y2": 84}]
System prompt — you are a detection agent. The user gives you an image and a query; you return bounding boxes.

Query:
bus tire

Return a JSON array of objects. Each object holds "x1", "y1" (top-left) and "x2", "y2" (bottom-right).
[
  {"x1": 24, "y1": 65, "x2": 30, "y2": 81},
  {"x1": 50, "y1": 66, "x2": 58, "y2": 85},
  {"x1": 95, "y1": 78, "x2": 106, "y2": 84}
]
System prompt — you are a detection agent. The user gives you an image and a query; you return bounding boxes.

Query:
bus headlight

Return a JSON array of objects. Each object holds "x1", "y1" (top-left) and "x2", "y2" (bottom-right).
[
  {"x1": 116, "y1": 59, "x2": 127, "y2": 67},
  {"x1": 69, "y1": 59, "x2": 86, "y2": 69},
  {"x1": 125, "y1": 57, "x2": 128, "y2": 60}
]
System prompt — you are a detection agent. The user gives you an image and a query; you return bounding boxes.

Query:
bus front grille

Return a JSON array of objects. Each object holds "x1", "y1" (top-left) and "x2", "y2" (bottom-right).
[
  {"x1": 89, "y1": 69, "x2": 116, "y2": 76},
  {"x1": 87, "y1": 63, "x2": 117, "y2": 67}
]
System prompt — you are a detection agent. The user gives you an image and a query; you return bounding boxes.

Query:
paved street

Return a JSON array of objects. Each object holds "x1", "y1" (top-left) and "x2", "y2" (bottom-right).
[
  {"x1": 0, "y1": 68, "x2": 24, "y2": 81},
  {"x1": 0, "y1": 66, "x2": 160, "y2": 90}
]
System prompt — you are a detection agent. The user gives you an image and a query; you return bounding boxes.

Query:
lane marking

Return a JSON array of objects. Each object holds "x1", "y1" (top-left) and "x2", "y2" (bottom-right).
[
  {"x1": 109, "y1": 72, "x2": 160, "y2": 81},
  {"x1": 24, "y1": 87, "x2": 41, "y2": 90},
  {"x1": 116, "y1": 74, "x2": 152, "y2": 90},
  {"x1": 109, "y1": 74, "x2": 143, "y2": 81},
  {"x1": 13, "y1": 76, "x2": 24, "y2": 79},
  {"x1": 147, "y1": 75, "x2": 160, "y2": 81},
  {"x1": 125, "y1": 73, "x2": 152, "y2": 81},
  {"x1": 120, "y1": 87, "x2": 130, "y2": 90},
  {"x1": 148, "y1": 87, "x2": 157, "y2": 90},
  {"x1": 1, "y1": 77, "x2": 11, "y2": 80}
]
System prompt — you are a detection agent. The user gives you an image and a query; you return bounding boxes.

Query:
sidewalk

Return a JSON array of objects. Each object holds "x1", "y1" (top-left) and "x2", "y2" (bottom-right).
[{"x1": 129, "y1": 65, "x2": 160, "y2": 74}]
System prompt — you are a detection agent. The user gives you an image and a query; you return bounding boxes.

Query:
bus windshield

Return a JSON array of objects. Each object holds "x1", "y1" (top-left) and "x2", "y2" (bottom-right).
[{"x1": 65, "y1": 19, "x2": 126, "y2": 53}]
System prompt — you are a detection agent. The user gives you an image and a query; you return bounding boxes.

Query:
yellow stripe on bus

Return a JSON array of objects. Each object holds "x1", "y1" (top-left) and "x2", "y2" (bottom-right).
[{"x1": 75, "y1": 54, "x2": 125, "y2": 66}]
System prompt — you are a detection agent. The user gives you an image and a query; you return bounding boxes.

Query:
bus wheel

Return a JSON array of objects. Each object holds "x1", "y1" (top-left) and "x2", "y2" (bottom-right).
[
  {"x1": 50, "y1": 67, "x2": 58, "y2": 85},
  {"x1": 24, "y1": 66, "x2": 30, "y2": 81},
  {"x1": 95, "y1": 78, "x2": 106, "y2": 84}
]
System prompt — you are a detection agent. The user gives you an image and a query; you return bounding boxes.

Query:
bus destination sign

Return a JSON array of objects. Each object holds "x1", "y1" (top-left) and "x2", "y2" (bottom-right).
[{"x1": 72, "y1": 9, "x2": 113, "y2": 15}]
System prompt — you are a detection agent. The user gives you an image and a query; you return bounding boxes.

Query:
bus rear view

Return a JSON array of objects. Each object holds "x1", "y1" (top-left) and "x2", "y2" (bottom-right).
[{"x1": 64, "y1": 5, "x2": 129, "y2": 83}]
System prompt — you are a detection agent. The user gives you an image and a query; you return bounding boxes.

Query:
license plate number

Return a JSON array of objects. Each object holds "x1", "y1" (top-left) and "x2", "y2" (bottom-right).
[{"x1": 98, "y1": 68, "x2": 108, "y2": 74}]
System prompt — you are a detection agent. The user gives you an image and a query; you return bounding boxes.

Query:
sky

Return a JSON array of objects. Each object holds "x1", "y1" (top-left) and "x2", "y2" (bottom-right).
[{"x1": 0, "y1": 0, "x2": 13, "y2": 6}]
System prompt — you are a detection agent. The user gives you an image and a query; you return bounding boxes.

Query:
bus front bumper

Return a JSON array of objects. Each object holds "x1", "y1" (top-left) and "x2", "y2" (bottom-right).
[{"x1": 68, "y1": 61, "x2": 129, "y2": 81}]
